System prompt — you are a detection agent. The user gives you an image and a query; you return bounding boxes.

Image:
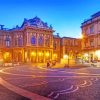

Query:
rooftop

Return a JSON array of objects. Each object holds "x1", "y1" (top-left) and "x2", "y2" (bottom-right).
[
  {"x1": 0, "y1": 16, "x2": 53, "y2": 31},
  {"x1": 81, "y1": 11, "x2": 100, "y2": 26},
  {"x1": 21, "y1": 16, "x2": 53, "y2": 30}
]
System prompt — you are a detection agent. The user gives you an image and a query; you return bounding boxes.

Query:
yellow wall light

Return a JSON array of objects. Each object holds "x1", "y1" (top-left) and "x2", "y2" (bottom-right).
[
  {"x1": 4, "y1": 52, "x2": 10, "y2": 59},
  {"x1": 63, "y1": 54, "x2": 68, "y2": 59},
  {"x1": 45, "y1": 52, "x2": 49, "y2": 57},
  {"x1": 38, "y1": 52, "x2": 42, "y2": 56},
  {"x1": 31, "y1": 52, "x2": 36, "y2": 56}
]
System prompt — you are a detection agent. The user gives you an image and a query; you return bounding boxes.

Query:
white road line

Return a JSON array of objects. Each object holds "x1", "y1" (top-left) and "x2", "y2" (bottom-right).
[
  {"x1": 0, "y1": 70, "x2": 36, "y2": 77},
  {"x1": 79, "y1": 80, "x2": 87, "y2": 86},
  {"x1": 79, "y1": 81, "x2": 92, "y2": 87},
  {"x1": 60, "y1": 86, "x2": 79, "y2": 94},
  {"x1": 53, "y1": 93, "x2": 60, "y2": 99},
  {"x1": 2, "y1": 66, "x2": 100, "y2": 77},
  {"x1": 53, "y1": 86, "x2": 79, "y2": 99},
  {"x1": 48, "y1": 85, "x2": 73, "y2": 97},
  {"x1": 48, "y1": 92, "x2": 54, "y2": 97},
  {"x1": 91, "y1": 77, "x2": 99, "y2": 81},
  {"x1": 55, "y1": 85, "x2": 73, "y2": 93},
  {"x1": 37, "y1": 66, "x2": 100, "y2": 77},
  {"x1": 5, "y1": 77, "x2": 35, "y2": 80},
  {"x1": 1, "y1": 69, "x2": 100, "y2": 78}
]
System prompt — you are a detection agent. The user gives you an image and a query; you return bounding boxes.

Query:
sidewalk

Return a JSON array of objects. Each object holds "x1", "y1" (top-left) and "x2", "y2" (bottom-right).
[{"x1": 50, "y1": 63, "x2": 90, "y2": 69}]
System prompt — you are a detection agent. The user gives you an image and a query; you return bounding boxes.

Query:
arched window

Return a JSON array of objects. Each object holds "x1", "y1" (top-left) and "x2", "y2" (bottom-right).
[
  {"x1": 31, "y1": 36, "x2": 36, "y2": 45},
  {"x1": 38, "y1": 36, "x2": 43, "y2": 46},
  {"x1": 53, "y1": 42, "x2": 57, "y2": 50},
  {"x1": 5, "y1": 36, "x2": 10, "y2": 47},
  {"x1": 18, "y1": 37, "x2": 23, "y2": 46},
  {"x1": 45, "y1": 37, "x2": 50, "y2": 47}
]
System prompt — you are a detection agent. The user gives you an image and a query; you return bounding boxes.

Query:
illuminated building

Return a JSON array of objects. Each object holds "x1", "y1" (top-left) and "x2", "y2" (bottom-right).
[
  {"x1": 61, "y1": 37, "x2": 81, "y2": 64},
  {"x1": 0, "y1": 16, "x2": 81, "y2": 64},
  {"x1": 0, "y1": 17, "x2": 54, "y2": 63},
  {"x1": 81, "y1": 11, "x2": 100, "y2": 62},
  {"x1": 53, "y1": 33, "x2": 61, "y2": 62}
]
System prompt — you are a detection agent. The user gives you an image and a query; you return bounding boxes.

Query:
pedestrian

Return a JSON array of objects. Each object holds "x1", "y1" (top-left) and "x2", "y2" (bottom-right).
[{"x1": 47, "y1": 62, "x2": 50, "y2": 68}]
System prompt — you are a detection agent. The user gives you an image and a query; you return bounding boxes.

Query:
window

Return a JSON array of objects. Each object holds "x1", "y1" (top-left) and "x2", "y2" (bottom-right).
[
  {"x1": 18, "y1": 37, "x2": 23, "y2": 46},
  {"x1": 53, "y1": 41, "x2": 57, "y2": 49},
  {"x1": 90, "y1": 25, "x2": 94, "y2": 34},
  {"x1": 45, "y1": 36, "x2": 50, "y2": 47},
  {"x1": 98, "y1": 36, "x2": 100, "y2": 46},
  {"x1": 0, "y1": 37, "x2": 2, "y2": 46},
  {"x1": 31, "y1": 36, "x2": 36, "y2": 45},
  {"x1": 84, "y1": 28, "x2": 88, "y2": 35},
  {"x1": 90, "y1": 40, "x2": 94, "y2": 47},
  {"x1": 15, "y1": 38, "x2": 18, "y2": 46},
  {"x1": 5, "y1": 36, "x2": 10, "y2": 47},
  {"x1": 75, "y1": 40, "x2": 78, "y2": 46},
  {"x1": 38, "y1": 36, "x2": 43, "y2": 46}
]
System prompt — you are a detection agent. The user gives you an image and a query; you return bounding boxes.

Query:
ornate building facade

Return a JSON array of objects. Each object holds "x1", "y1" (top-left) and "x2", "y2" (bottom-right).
[
  {"x1": 0, "y1": 17, "x2": 54, "y2": 63},
  {"x1": 0, "y1": 16, "x2": 81, "y2": 64},
  {"x1": 81, "y1": 11, "x2": 100, "y2": 62}
]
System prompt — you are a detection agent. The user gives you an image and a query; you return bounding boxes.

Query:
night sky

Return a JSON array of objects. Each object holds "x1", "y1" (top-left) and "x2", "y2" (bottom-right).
[{"x1": 0, "y1": 0, "x2": 100, "y2": 37}]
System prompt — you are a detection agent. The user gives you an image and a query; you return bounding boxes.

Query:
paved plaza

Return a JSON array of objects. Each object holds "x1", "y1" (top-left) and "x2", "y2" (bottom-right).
[{"x1": 0, "y1": 64, "x2": 100, "y2": 100}]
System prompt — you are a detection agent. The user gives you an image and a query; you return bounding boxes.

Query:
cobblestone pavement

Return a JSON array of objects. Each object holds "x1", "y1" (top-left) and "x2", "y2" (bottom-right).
[{"x1": 0, "y1": 65, "x2": 100, "y2": 100}]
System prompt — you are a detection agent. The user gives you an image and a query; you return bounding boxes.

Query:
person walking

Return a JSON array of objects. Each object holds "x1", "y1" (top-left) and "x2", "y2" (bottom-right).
[{"x1": 47, "y1": 62, "x2": 50, "y2": 68}]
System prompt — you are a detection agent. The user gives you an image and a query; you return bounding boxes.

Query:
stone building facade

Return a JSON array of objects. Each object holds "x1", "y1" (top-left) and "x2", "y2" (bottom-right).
[
  {"x1": 61, "y1": 37, "x2": 81, "y2": 64},
  {"x1": 0, "y1": 17, "x2": 81, "y2": 64},
  {"x1": 81, "y1": 11, "x2": 100, "y2": 62}
]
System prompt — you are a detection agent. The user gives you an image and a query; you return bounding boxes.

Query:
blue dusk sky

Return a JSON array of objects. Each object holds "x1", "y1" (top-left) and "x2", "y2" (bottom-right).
[{"x1": 0, "y1": 0, "x2": 100, "y2": 38}]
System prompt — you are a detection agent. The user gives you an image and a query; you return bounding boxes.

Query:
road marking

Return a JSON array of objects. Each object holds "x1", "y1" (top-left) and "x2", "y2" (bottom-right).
[
  {"x1": 48, "y1": 92, "x2": 54, "y2": 97},
  {"x1": 91, "y1": 77, "x2": 98, "y2": 81},
  {"x1": 1, "y1": 69, "x2": 100, "y2": 78},
  {"x1": 53, "y1": 86, "x2": 79, "y2": 99},
  {"x1": 78, "y1": 81, "x2": 92, "y2": 87},
  {"x1": 79, "y1": 80, "x2": 87, "y2": 86},
  {"x1": 0, "y1": 70, "x2": 36, "y2": 77},
  {"x1": 56, "y1": 85, "x2": 74, "y2": 93},
  {"x1": 2, "y1": 66, "x2": 100, "y2": 78},
  {"x1": 53, "y1": 93, "x2": 60, "y2": 99},
  {"x1": 0, "y1": 77, "x2": 50, "y2": 100},
  {"x1": 48, "y1": 85, "x2": 73, "y2": 97},
  {"x1": 59, "y1": 86, "x2": 79, "y2": 94}
]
